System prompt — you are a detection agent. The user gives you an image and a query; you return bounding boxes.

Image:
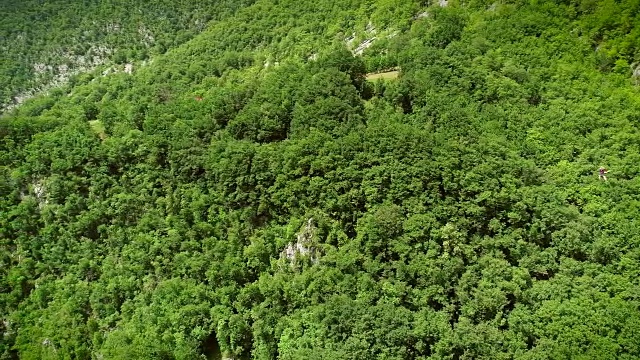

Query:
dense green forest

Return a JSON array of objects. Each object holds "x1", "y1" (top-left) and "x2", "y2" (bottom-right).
[{"x1": 2, "y1": 0, "x2": 640, "y2": 358}]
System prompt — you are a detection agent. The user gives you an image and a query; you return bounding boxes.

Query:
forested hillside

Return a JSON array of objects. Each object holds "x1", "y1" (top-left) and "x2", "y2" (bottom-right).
[
  {"x1": 2, "y1": 0, "x2": 640, "y2": 359},
  {"x1": 0, "y1": 0, "x2": 252, "y2": 111}
]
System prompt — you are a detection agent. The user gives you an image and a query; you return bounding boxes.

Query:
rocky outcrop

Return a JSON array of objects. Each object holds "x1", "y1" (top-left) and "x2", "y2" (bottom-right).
[
  {"x1": 346, "y1": 21, "x2": 379, "y2": 56},
  {"x1": 281, "y1": 218, "x2": 319, "y2": 265}
]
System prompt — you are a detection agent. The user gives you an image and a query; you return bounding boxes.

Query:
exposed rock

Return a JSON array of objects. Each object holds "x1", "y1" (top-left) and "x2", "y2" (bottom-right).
[
  {"x1": 345, "y1": 33, "x2": 357, "y2": 47},
  {"x1": 32, "y1": 180, "x2": 48, "y2": 209},
  {"x1": 438, "y1": 0, "x2": 449, "y2": 7},
  {"x1": 387, "y1": 30, "x2": 399, "y2": 39},
  {"x1": 354, "y1": 38, "x2": 376, "y2": 55},
  {"x1": 138, "y1": 25, "x2": 155, "y2": 45},
  {"x1": 346, "y1": 22, "x2": 378, "y2": 55},
  {"x1": 33, "y1": 181, "x2": 45, "y2": 200},
  {"x1": 281, "y1": 218, "x2": 320, "y2": 265},
  {"x1": 282, "y1": 241, "x2": 311, "y2": 259},
  {"x1": 33, "y1": 63, "x2": 48, "y2": 74},
  {"x1": 2, "y1": 44, "x2": 113, "y2": 113},
  {"x1": 194, "y1": 18, "x2": 206, "y2": 32},
  {"x1": 1, "y1": 319, "x2": 11, "y2": 338},
  {"x1": 632, "y1": 63, "x2": 640, "y2": 86},
  {"x1": 413, "y1": 11, "x2": 430, "y2": 20},
  {"x1": 124, "y1": 63, "x2": 133, "y2": 74},
  {"x1": 105, "y1": 22, "x2": 121, "y2": 33},
  {"x1": 365, "y1": 21, "x2": 376, "y2": 34}
]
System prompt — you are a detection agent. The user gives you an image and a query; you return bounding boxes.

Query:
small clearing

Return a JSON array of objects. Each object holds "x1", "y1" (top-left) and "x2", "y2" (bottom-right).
[
  {"x1": 89, "y1": 120, "x2": 107, "y2": 140},
  {"x1": 366, "y1": 70, "x2": 400, "y2": 81}
]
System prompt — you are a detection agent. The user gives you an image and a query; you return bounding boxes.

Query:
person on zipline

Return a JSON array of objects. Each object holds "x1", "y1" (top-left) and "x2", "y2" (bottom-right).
[{"x1": 599, "y1": 167, "x2": 609, "y2": 181}]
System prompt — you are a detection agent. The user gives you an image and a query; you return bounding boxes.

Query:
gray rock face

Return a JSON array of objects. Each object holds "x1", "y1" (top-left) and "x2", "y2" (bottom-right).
[
  {"x1": 633, "y1": 63, "x2": 640, "y2": 85},
  {"x1": 414, "y1": 11, "x2": 430, "y2": 20},
  {"x1": 32, "y1": 180, "x2": 48, "y2": 208},
  {"x1": 281, "y1": 218, "x2": 319, "y2": 265},
  {"x1": 354, "y1": 38, "x2": 376, "y2": 55}
]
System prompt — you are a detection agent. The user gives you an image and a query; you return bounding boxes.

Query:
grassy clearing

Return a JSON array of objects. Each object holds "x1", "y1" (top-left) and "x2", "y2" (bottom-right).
[
  {"x1": 88, "y1": 120, "x2": 107, "y2": 140},
  {"x1": 365, "y1": 70, "x2": 400, "y2": 81}
]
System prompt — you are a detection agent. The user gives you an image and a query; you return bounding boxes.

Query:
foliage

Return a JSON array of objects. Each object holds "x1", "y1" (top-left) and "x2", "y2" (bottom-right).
[{"x1": 2, "y1": 0, "x2": 640, "y2": 359}]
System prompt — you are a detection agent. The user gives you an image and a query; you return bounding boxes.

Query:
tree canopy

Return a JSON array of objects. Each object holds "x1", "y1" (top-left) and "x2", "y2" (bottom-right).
[{"x1": 2, "y1": 0, "x2": 640, "y2": 359}]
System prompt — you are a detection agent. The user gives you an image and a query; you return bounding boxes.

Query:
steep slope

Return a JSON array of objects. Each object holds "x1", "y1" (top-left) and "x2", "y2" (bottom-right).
[
  {"x1": 0, "y1": 0, "x2": 253, "y2": 111},
  {"x1": 2, "y1": 0, "x2": 640, "y2": 359}
]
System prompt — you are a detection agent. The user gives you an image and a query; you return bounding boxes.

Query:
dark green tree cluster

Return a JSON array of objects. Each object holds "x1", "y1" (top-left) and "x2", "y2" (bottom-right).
[{"x1": 2, "y1": 0, "x2": 640, "y2": 359}]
